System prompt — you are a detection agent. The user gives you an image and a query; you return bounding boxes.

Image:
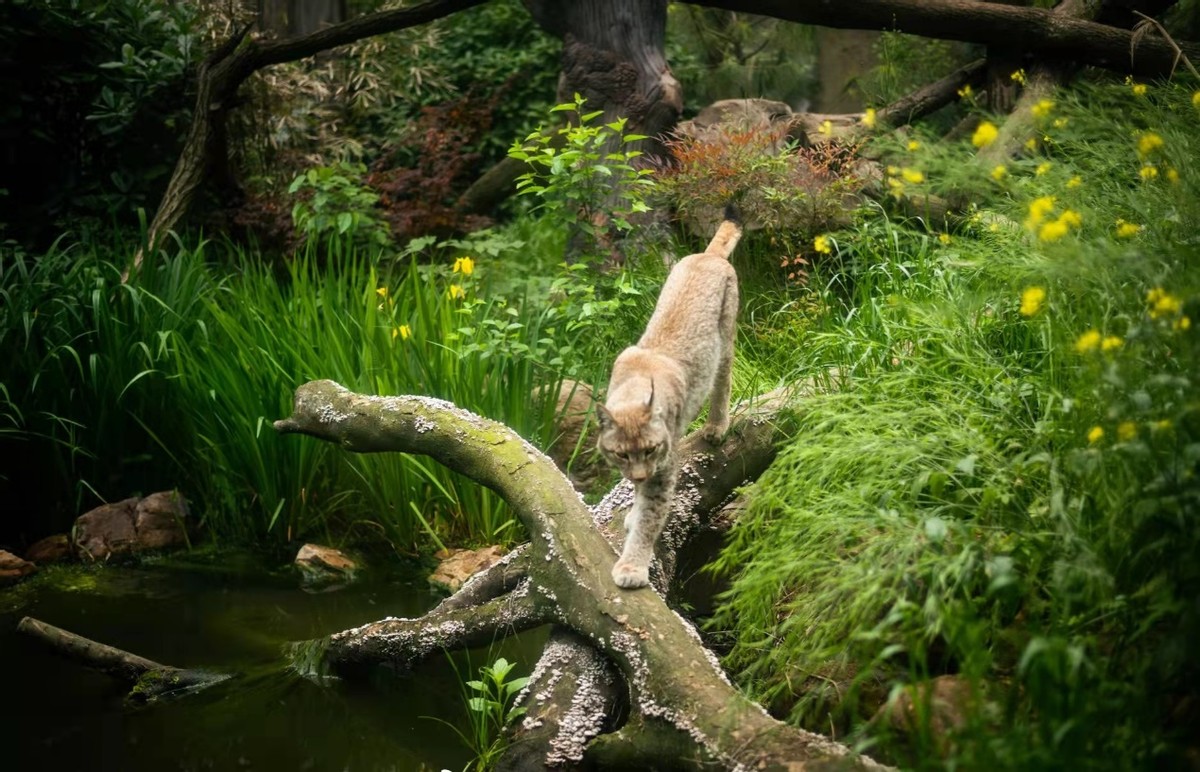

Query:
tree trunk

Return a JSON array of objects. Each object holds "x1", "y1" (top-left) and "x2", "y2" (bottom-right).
[
  {"x1": 525, "y1": 0, "x2": 682, "y2": 155},
  {"x1": 816, "y1": 29, "x2": 881, "y2": 113},
  {"x1": 274, "y1": 378, "x2": 884, "y2": 770}
]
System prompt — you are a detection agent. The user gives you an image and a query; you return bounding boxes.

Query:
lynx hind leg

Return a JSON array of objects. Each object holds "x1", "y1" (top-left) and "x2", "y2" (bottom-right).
[
  {"x1": 612, "y1": 468, "x2": 675, "y2": 589},
  {"x1": 701, "y1": 276, "x2": 739, "y2": 442}
]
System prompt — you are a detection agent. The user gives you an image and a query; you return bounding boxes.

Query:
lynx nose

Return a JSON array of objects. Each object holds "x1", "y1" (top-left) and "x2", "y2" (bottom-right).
[{"x1": 629, "y1": 468, "x2": 649, "y2": 483}]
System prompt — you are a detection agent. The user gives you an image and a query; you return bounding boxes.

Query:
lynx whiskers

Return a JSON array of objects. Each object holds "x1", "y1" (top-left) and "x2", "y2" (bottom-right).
[{"x1": 597, "y1": 205, "x2": 741, "y2": 589}]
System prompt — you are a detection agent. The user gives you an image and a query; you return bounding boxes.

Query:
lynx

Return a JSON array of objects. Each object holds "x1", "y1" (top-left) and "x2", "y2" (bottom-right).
[{"x1": 597, "y1": 206, "x2": 741, "y2": 589}]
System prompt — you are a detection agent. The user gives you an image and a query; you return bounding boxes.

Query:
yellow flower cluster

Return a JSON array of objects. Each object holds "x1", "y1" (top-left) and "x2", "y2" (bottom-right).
[
  {"x1": 1146, "y1": 287, "x2": 1189, "y2": 330},
  {"x1": 1066, "y1": 176, "x2": 1082, "y2": 189},
  {"x1": 957, "y1": 84, "x2": 973, "y2": 100},
  {"x1": 972, "y1": 121, "x2": 999, "y2": 149},
  {"x1": 453, "y1": 256, "x2": 475, "y2": 275},
  {"x1": 1074, "y1": 330, "x2": 1123, "y2": 354},
  {"x1": 1117, "y1": 421, "x2": 1137, "y2": 442},
  {"x1": 1136, "y1": 132, "x2": 1164, "y2": 159},
  {"x1": 819, "y1": 119, "x2": 833, "y2": 136},
  {"x1": 991, "y1": 165, "x2": 1008, "y2": 181},
  {"x1": 938, "y1": 233, "x2": 952, "y2": 245},
  {"x1": 393, "y1": 324, "x2": 411, "y2": 341},
  {"x1": 813, "y1": 234, "x2": 833, "y2": 254},
  {"x1": 861, "y1": 108, "x2": 877, "y2": 128},
  {"x1": 1019, "y1": 286, "x2": 1045, "y2": 317},
  {"x1": 1031, "y1": 99, "x2": 1055, "y2": 118},
  {"x1": 1035, "y1": 162, "x2": 1053, "y2": 176},
  {"x1": 1053, "y1": 118, "x2": 1069, "y2": 129},
  {"x1": 907, "y1": 139, "x2": 921, "y2": 151},
  {"x1": 1087, "y1": 426, "x2": 1104, "y2": 444},
  {"x1": 1140, "y1": 165, "x2": 1159, "y2": 180},
  {"x1": 884, "y1": 166, "x2": 924, "y2": 198},
  {"x1": 448, "y1": 284, "x2": 465, "y2": 300},
  {"x1": 1114, "y1": 219, "x2": 1142, "y2": 238},
  {"x1": 1025, "y1": 196, "x2": 1081, "y2": 243},
  {"x1": 1011, "y1": 69, "x2": 1027, "y2": 86}
]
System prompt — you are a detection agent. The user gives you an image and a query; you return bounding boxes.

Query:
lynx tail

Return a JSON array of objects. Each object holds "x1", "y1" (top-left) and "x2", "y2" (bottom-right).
[{"x1": 704, "y1": 202, "x2": 743, "y2": 259}]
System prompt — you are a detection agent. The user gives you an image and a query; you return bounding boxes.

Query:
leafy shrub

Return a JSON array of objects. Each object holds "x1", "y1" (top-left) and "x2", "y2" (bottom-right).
[
  {"x1": 288, "y1": 162, "x2": 391, "y2": 249},
  {"x1": 0, "y1": 0, "x2": 204, "y2": 244},
  {"x1": 655, "y1": 124, "x2": 864, "y2": 235},
  {"x1": 507, "y1": 94, "x2": 656, "y2": 262}
]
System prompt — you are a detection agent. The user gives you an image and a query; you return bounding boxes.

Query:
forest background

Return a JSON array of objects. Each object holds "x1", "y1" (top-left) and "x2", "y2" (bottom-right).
[{"x1": 1, "y1": 0, "x2": 1198, "y2": 768}]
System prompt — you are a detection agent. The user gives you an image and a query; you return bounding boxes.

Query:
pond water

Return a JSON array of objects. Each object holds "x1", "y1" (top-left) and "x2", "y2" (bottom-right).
[{"x1": 0, "y1": 555, "x2": 547, "y2": 771}]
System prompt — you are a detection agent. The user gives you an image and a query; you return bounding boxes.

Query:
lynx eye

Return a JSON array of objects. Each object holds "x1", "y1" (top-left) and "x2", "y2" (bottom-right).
[{"x1": 615, "y1": 451, "x2": 630, "y2": 461}]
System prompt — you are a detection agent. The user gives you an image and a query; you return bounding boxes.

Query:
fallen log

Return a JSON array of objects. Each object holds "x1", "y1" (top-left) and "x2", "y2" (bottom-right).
[
  {"x1": 275, "y1": 378, "x2": 885, "y2": 769},
  {"x1": 16, "y1": 616, "x2": 229, "y2": 703}
]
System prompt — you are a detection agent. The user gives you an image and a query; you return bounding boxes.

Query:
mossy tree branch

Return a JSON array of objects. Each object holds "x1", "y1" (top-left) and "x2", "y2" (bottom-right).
[{"x1": 275, "y1": 379, "x2": 885, "y2": 770}]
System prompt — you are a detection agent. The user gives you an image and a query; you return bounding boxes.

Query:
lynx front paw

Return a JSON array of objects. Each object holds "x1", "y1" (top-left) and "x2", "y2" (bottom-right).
[
  {"x1": 612, "y1": 560, "x2": 650, "y2": 589},
  {"x1": 700, "y1": 421, "x2": 728, "y2": 443}
]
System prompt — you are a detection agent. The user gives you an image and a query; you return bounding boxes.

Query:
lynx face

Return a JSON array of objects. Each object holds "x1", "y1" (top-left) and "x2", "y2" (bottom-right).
[{"x1": 597, "y1": 406, "x2": 671, "y2": 483}]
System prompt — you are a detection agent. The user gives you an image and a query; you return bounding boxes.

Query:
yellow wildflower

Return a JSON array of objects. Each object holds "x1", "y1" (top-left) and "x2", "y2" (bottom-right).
[
  {"x1": 1166, "y1": 167, "x2": 1180, "y2": 184},
  {"x1": 1152, "y1": 419, "x2": 1172, "y2": 432},
  {"x1": 886, "y1": 165, "x2": 900, "y2": 176},
  {"x1": 957, "y1": 84, "x2": 974, "y2": 99},
  {"x1": 1087, "y1": 426, "x2": 1104, "y2": 444},
  {"x1": 1066, "y1": 176, "x2": 1082, "y2": 189},
  {"x1": 448, "y1": 284, "x2": 465, "y2": 300},
  {"x1": 972, "y1": 121, "x2": 999, "y2": 148},
  {"x1": 1139, "y1": 165, "x2": 1159, "y2": 180},
  {"x1": 1058, "y1": 209, "x2": 1082, "y2": 229},
  {"x1": 1036, "y1": 162, "x2": 1052, "y2": 176},
  {"x1": 1039, "y1": 219, "x2": 1069, "y2": 243},
  {"x1": 1146, "y1": 288, "x2": 1181, "y2": 319},
  {"x1": 1074, "y1": 329, "x2": 1102, "y2": 353},
  {"x1": 991, "y1": 165, "x2": 1008, "y2": 181},
  {"x1": 862, "y1": 108, "x2": 877, "y2": 128},
  {"x1": 1117, "y1": 421, "x2": 1137, "y2": 442},
  {"x1": 886, "y1": 177, "x2": 906, "y2": 199},
  {"x1": 1010, "y1": 69, "x2": 1027, "y2": 85},
  {"x1": 819, "y1": 119, "x2": 833, "y2": 136},
  {"x1": 1115, "y1": 219, "x2": 1141, "y2": 238},
  {"x1": 1024, "y1": 137, "x2": 1038, "y2": 151},
  {"x1": 1137, "y1": 132, "x2": 1164, "y2": 159},
  {"x1": 814, "y1": 234, "x2": 833, "y2": 254},
  {"x1": 376, "y1": 286, "x2": 389, "y2": 298},
  {"x1": 1131, "y1": 82, "x2": 1147, "y2": 96},
  {"x1": 1026, "y1": 195, "x2": 1056, "y2": 228},
  {"x1": 901, "y1": 168, "x2": 925, "y2": 184},
  {"x1": 907, "y1": 139, "x2": 921, "y2": 151},
  {"x1": 1175, "y1": 316, "x2": 1192, "y2": 331},
  {"x1": 1019, "y1": 286, "x2": 1046, "y2": 317},
  {"x1": 393, "y1": 324, "x2": 411, "y2": 341},
  {"x1": 1031, "y1": 99, "x2": 1055, "y2": 118},
  {"x1": 452, "y1": 256, "x2": 475, "y2": 276},
  {"x1": 1101, "y1": 335, "x2": 1123, "y2": 352},
  {"x1": 1053, "y1": 118, "x2": 1069, "y2": 129},
  {"x1": 938, "y1": 233, "x2": 952, "y2": 245}
]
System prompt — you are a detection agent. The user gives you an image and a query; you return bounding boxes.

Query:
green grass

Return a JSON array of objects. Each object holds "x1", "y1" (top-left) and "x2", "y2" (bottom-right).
[
  {"x1": 0, "y1": 230, "x2": 645, "y2": 551},
  {"x1": 710, "y1": 77, "x2": 1200, "y2": 768}
]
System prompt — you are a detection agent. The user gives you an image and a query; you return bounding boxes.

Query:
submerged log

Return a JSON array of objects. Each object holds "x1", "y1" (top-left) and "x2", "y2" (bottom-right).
[
  {"x1": 16, "y1": 617, "x2": 229, "y2": 703},
  {"x1": 275, "y1": 378, "x2": 881, "y2": 769}
]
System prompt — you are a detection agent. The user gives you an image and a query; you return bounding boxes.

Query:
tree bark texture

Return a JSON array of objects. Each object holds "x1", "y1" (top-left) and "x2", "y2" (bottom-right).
[
  {"x1": 525, "y1": 0, "x2": 682, "y2": 152},
  {"x1": 275, "y1": 379, "x2": 885, "y2": 770},
  {"x1": 690, "y1": 0, "x2": 1199, "y2": 77}
]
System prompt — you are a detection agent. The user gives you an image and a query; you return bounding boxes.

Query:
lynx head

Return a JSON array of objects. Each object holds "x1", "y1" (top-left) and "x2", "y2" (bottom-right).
[{"x1": 596, "y1": 380, "x2": 672, "y2": 483}]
